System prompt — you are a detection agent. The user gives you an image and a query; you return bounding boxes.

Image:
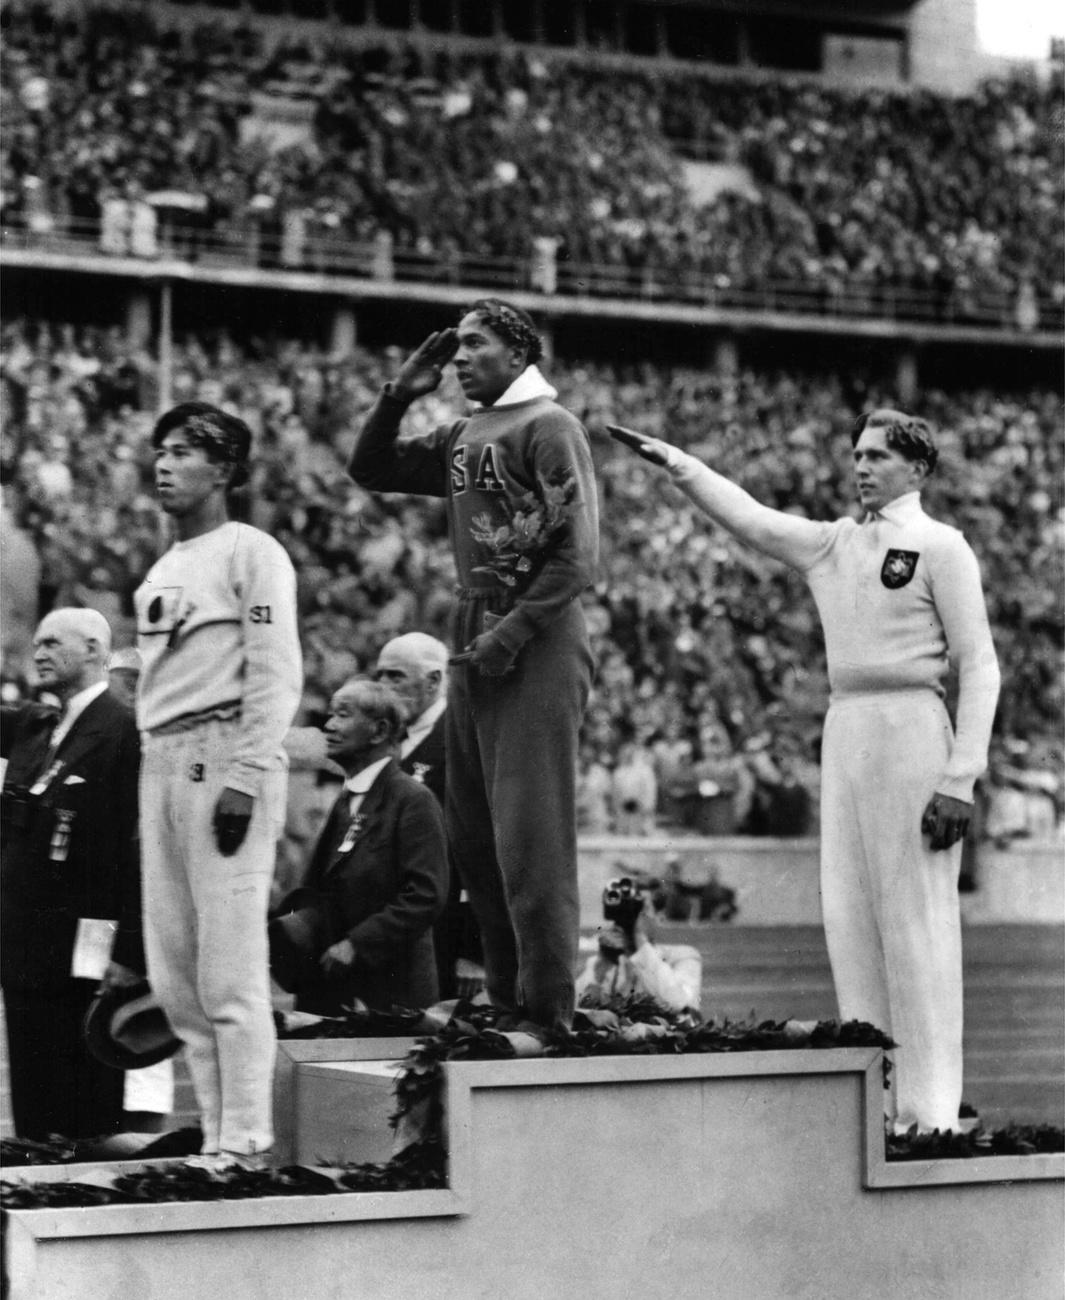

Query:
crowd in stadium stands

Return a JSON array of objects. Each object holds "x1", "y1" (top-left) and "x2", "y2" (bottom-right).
[
  {"x1": 2, "y1": 318, "x2": 1062, "y2": 842},
  {"x1": 2, "y1": 3, "x2": 1062, "y2": 320}
]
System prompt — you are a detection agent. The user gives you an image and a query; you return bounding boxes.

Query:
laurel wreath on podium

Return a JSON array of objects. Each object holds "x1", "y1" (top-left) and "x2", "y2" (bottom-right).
[{"x1": 2, "y1": 1003, "x2": 1060, "y2": 1207}]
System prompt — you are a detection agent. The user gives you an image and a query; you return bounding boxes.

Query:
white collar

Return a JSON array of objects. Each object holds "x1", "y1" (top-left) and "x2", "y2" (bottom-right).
[
  {"x1": 865, "y1": 491, "x2": 924, "y2": 525},
  {"x1": 343, "y1": 754, "x2": 392, "y2": 797},
  {"x1": 405, "y1": 696, "x2": 446, "y2": 744},
  {"x1": 52, "y1": 679, "x2": 109, "y2": 745},
  {"x1": 478, "y1": 365, "x2": 557, "y2": 410}
]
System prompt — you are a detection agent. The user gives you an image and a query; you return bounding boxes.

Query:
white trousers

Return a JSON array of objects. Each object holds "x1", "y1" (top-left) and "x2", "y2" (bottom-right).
[
  {"x1": 820, "y1": 690, "x2": 963, "y2": 1133},
  {"x1": 140, "y1": 719, "x2": 285, "y2": 1155}
]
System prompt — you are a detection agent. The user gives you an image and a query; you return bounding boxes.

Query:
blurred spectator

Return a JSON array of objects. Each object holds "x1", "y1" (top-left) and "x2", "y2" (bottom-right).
[
  {"x1": 610, "y1": 738, "x2": 658, "y2": 836},
  {"x1": 985, "y1": 739, "x2": 1063, "y2": 845},
  {"x1": 660, "y1": 854, "x2": 738, "y2": 923},
  {"x1": 576, "y1": 742, "x2": 613, "y2": 834},
  {"x1": 0, "y1": 316, "x2": 1060, "y2": 843},
  {"x1": 687, "y1": 719, "x2": 754, "y2": 835},
  {"x1": 744, "y1": 730, "x2": 815, "y2": 837},
  {"x1": 106, "y1": 644, "x2": 140, "y2": 708},
  {"x1": 0, "y1": 489, "x2": 40, "y2": 667},
  {"x1": 1, "y1": 7, "x2": 1060, "y2": 320}
]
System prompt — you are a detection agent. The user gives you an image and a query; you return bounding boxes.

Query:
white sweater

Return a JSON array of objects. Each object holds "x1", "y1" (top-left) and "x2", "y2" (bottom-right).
[
  {"x1": 135, "y1": 521, "x2": 302, "y2": 796},
  {"x1": 664, "y1": 450, "x2": 1001, "y2": 803}
]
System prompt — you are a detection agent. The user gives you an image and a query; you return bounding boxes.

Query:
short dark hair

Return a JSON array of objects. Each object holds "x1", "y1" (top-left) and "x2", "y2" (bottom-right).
[
  {"x1": 461, "y1": 298, "x2": 543, "y2": 365},
  {"x1": 151, "y1": 402, "x2": 252, "y2": 488},
  {"x1": 851, "y1": 408, "x2": 938, "y2": 475},
  {"x1": 338, "y1": 677, "x2": 406, "y2": 743}
]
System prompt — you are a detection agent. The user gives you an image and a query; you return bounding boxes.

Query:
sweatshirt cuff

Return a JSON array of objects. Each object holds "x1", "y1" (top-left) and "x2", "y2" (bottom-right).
[
  {"x1": 380, "y1": 383, "x2": 414, "y2": 406},
  {"x1": 223, "y1": 764, "x2": 264, "y2": 799},
  {"x1": 936, "y1": 776, "x2": 976, "y2": 804},
  {"x1": 491, "y1": 609, "x2": 537, "y2": 653}
]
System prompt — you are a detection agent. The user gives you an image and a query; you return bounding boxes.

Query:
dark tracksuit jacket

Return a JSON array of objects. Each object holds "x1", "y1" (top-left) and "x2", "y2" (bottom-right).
[{"x1": 348, "y1": 387, "x2": 599, "y2": 1030}]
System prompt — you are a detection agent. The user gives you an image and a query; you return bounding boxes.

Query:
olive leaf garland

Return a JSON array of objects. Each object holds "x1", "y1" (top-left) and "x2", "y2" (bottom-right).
[
  {"x1": 469, "y1": 471, "x2": 579, "y2": 587},
  {"x1": 3, "y1": 1004, "x2": 1059, "y2": 1208}
]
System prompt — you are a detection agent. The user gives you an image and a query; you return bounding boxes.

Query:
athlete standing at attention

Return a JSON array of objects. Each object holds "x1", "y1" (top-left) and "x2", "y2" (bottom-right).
[
  {"x1": 136, "y1": 402, "x2": 302, "y2": 1170},
  {"x1": 348, "y1": 301, "x2": 599, "y2": 1035},
  {"x1": 609, "y1": 410, "x2": 1000, "y2": 1134}
]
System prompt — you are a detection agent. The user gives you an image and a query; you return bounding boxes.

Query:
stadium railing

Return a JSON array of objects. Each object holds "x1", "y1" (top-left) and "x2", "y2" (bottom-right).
[{"x1": 3, "y1": 215, "x2": 1060, "y2": 333}]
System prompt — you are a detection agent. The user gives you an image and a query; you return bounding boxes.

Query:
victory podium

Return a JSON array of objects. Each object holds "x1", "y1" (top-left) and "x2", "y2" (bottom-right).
[{"x1": 3, "y1": 1041, "x2": 1062, "y2": 1300}]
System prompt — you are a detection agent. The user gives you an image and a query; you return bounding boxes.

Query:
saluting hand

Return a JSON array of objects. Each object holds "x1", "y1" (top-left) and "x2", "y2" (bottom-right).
[
  {"x1": 391, "y1": 329, "x2": 460, "y2": 402},
  {"x1": 606, "y1": 425, "x2": 673, "y2": 467},
  {"x1": 921, "y1": 792, "x2": 972, "y2": 851}
]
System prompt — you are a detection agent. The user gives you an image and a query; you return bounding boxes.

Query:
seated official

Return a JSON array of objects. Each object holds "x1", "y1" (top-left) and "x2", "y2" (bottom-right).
[
  {"x1": 373, "y1": 631, "x2": 486, "y2": 1002},
  {"x1": 577, "y1": 878, "x2": 702, "y2": 1014},
  {"x1": 269, "y1": 678, "x2": 447, "y2": 1016}
]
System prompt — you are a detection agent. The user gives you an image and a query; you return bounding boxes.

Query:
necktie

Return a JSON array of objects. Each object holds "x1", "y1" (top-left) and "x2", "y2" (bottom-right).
[
  {"x1": 29, "y1": 713, "x2": 64, "y2": 791},
  {"x1": 335, "y1": 791, "x2": 366, "y2": 855}
]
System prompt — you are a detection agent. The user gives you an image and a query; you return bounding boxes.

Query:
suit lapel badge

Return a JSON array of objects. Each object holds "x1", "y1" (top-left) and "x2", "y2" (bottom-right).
[
  {"x1": 881, "y1": 549, "x2": 920, "y2": 589},
  {"x1": 49, "y1": 808, "x2": 75, "y2": 863},
  {"x1": 336, "y1": 811, "x2": 366, "y2": 856},
  {"x1": 411, "y1": 762, "x2": 431, "y2": 784}
]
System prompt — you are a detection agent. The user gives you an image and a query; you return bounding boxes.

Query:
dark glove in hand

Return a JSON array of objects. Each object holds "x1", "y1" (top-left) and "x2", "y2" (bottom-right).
[
  {"x1": 920, "y1": 792, "x2": 972, "y2": 851},
  {"x1": 213, "y1": 787, "x2": 253, "y2": 857}
]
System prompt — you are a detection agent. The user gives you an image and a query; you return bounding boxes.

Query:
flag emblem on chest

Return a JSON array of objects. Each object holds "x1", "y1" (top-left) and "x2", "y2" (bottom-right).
[{"x1": 881, "y1": 549, "x2": 920, "y2": 589}]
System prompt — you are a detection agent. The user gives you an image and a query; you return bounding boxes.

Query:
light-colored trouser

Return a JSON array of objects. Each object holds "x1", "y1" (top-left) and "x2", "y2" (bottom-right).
[
  {"x1": 820, "y1": 690, "x2": 963, "y2": 1133},
  {"x1": 140, "y1": 719, "x2": 286, "y2": 1155}
]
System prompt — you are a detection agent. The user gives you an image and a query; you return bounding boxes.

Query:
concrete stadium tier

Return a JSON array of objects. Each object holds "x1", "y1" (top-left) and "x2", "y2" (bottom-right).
[{"x1": 3, "y1": 1047, "x2": 1062, "y2": 1300}]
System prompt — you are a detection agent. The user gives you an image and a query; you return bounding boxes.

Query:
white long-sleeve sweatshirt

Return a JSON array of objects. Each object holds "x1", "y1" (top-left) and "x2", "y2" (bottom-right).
[
  {"x1": 661, "y1": 447, "x2": 1000, "y2": 803},
  {"x1": 135, "y1": 521, "x2": 302, "y2": 797}
]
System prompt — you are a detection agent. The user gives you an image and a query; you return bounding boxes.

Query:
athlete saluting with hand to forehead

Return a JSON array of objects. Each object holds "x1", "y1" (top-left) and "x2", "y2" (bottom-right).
[{"x1": 348, "y1": 302, "x2": 599, "y2": 1037}]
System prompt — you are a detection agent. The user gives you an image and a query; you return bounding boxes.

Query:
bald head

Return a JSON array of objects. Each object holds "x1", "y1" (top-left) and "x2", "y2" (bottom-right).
[
  {"x1": 374, "y1": 632, "x2": 449, "y2": 723},
  {"x1": 33, "y1": 608, "x2": 113, "y2": 702}
]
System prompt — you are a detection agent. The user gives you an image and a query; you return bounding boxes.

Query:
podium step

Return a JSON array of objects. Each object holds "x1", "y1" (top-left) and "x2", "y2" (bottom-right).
[
  {"x1": 272, "y1": 1036, "x2": 417, "y2": 1165},
  {"x1": 292, "y1": 1060, "x2": 403, "y2": 1167},
  {"x1": 4, "y1": 1048, "x2": 1062, "y2": 1300}
]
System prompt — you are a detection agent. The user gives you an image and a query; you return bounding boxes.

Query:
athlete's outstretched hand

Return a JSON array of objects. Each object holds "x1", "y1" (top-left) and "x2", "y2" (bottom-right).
[
  {"x1": 921, "y1": 792, "x2": 972, "y2": 851},
  {"x1": 391, "y1": 330, "x2": 459, "y2": 402},
  {"x1": 606, "y1": 425, "x2": 672, "y2": 467}
]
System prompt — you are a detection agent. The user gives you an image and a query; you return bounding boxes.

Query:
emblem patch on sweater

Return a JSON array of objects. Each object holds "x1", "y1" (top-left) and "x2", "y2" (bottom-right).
[{"x1": 881, "y1": 549, "x2": 919, "y2": 589}]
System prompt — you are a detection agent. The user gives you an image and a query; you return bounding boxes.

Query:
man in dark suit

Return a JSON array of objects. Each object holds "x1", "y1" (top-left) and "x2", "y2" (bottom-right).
[
  {"x1": 373, "y1": 632, "x2": 485, "y2": 1001},
  {"x1": 269, "y1": 677, "x2": 447, "y2": 1015},
  {"x1": 1, "y1": 608, "x2": 143, "y2": 1139}
]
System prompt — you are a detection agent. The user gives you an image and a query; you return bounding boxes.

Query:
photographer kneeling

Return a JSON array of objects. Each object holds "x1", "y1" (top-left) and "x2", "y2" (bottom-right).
[{"x1": 577, "y1": 878, "x2": 702, "y2": 1014}]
